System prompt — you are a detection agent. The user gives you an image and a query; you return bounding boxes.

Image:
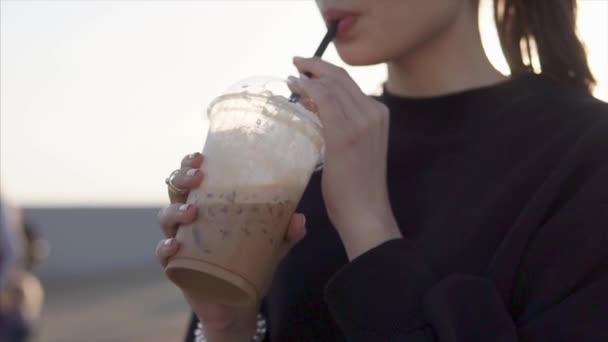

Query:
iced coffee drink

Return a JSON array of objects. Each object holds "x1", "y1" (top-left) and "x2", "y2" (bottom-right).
[{"x1": 166, "y1": 77, "x2": 324, "y2": 306}]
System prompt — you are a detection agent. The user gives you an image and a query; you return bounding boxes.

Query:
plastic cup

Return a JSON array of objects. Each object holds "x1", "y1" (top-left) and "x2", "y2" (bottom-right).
[{"x1": 166, "y1": 76, "x2": 324, "y2": 306}]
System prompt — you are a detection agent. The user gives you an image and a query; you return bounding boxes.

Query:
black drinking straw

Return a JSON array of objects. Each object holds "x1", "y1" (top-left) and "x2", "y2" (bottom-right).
[{"x1": 288, "y1": 21, "x2": 339, "y2": 103}]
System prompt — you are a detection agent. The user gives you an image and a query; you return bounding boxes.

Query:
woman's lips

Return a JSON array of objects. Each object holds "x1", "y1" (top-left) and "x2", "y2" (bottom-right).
[
  {"x1": 323, "y1": 8, "x2": 360, "y2": 40},
  {"x1": 335, "y1": 16, "x2": 358, "y2": 39}
]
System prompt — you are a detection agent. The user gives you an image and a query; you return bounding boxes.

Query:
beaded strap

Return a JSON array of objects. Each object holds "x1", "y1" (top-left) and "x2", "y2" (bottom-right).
[{"x1": 194, "y1": 313, "x2": 267, "y2": 342}]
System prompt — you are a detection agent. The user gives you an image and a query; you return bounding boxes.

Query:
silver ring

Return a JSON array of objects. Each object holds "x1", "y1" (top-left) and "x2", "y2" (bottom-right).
[{"x1": 165, "y1": 169, "x2": 188, "y2": 195}]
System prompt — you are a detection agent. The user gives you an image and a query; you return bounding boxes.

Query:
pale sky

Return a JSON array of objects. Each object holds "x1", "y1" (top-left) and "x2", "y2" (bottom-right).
[{"x1": 1, "y1": 0, "x2": 607, "y2": 207}]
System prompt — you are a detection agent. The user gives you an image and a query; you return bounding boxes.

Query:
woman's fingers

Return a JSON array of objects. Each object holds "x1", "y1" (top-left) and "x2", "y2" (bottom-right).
[
  {"x1": 285, "y1": 213, "x2": 307, "y2": 243},
  {"x1": 293, "y1": 57, "x2": 342, "y2": 79},
  {"x1": 157, "y1": 203, "x2": 198, "y2": 238},
  {"x1": 300, "y1": 96, "x2": 319, "y2": 114},
  {"x1": 315, "y1": 76, "x2": 368, "y2": 125},
  {"x1": 156, "y1": 238, "x2": 181, "y2": 268},
  {"x1": 171, "y1": 166, "x2": 204, "y2": 192},
  {"x1": 181, "y1": 152, "x2": 204, "y2": 168},
  {"x1": 286, "y1": 77, "x2": 318, "y2": 114},
  {"x1": 278, "y1": 213, "x2": 307, "y2": 260},
  {"x1": 168, "y1": 153, "x2": 205, "y2": 203},
  {"x1": 292, "y1": 57, "x2": 363, "y2": 96},
  {"x1": 291, "y1": 56, "x2": 371, "y2": 127},
  {"x1": 288, "y1": 75, "x2": 346, "y2": 131}
]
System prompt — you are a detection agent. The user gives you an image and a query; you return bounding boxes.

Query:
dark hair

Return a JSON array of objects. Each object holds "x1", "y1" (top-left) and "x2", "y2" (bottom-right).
[{"x1": 494, "y1": 0, "x2": 595, "y2": 94}]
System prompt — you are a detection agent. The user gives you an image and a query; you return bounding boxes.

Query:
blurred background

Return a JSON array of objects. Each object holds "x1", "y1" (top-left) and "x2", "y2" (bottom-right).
[{"x1": 0, "y1": 0, "x2": 606, "y2": 341}]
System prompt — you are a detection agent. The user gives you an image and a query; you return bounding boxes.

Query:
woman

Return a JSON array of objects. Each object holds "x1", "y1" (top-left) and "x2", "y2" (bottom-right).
[{"x1": 157, "y1": 0, "x2": 608, "y2": 340}]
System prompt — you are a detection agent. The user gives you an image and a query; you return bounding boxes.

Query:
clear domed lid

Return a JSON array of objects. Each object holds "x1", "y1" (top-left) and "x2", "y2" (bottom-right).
[
  {"x1": 208, "y1": 76, "x2": 325, "y2": 170},
  {"x1": 217, "y1": 75, "x2": 322, "y2": 130}
]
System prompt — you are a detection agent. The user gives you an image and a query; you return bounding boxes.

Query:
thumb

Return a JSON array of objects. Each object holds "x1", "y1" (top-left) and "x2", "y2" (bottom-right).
[{"x1": 278, "y1": 213, "x2": 307, "y2": 259}]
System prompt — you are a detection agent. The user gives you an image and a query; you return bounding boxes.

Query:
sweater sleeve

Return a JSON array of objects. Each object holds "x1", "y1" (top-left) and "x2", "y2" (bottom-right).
[
  {"x1": 324, "y1": 118, "x2": 608, "y2": 341},
  {"x1": 323, "y1": 239, "x2": 517, "y2": 341},
  {"x1": 324, "y1": 215, "x2": 608, "y2": 341}
]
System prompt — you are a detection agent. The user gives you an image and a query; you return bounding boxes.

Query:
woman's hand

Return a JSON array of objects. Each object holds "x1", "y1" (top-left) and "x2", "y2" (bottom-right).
[
  {"x1": 156, "y1": 152, "x2": 307, "y2": 340},
  {"x1": 287, "y1": 57, "x2": 401, "y2": 260}
]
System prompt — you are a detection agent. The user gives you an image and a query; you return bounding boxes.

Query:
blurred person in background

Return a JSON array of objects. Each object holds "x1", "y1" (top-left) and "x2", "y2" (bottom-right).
[
  {"x1": 157, "y1": 0, "x2": 607, "y2": 341},
  {"x1": 0, "y1": 196, "x2": 47, "y2": 342}
]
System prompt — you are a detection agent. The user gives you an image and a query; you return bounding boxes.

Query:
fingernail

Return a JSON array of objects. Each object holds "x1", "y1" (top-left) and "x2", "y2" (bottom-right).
[
  {"x1": 164, "y1": 238, "x2": 174, "y2": 246},
  {"x1": 188, "y1": 153, "x2": 197, "y2": 159},
  {"x1": 287, "y1": 76, "x2": 297, "y2": 84},
  {"x1": 179, "y1": 204, "x2": 191, "y2": 212},
  {"x1": 186, "y1": 169, "x2": 199, "y2": 177}
]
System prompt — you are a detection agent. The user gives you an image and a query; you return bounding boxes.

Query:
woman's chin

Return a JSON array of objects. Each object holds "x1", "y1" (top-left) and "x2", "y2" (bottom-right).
[{"x1": 335, "y1": 43, "x2": 386, "y2": 66}]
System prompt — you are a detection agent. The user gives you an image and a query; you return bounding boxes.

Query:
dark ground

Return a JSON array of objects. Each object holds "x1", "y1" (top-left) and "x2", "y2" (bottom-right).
[{"x1": 37, "y1": 267, "x2": 190, "y2": 342}]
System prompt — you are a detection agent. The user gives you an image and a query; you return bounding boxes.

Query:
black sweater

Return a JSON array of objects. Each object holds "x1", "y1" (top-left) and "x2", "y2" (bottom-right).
[{"x1": 185, "y1": 73, "x2": 608, "y2": 341}]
